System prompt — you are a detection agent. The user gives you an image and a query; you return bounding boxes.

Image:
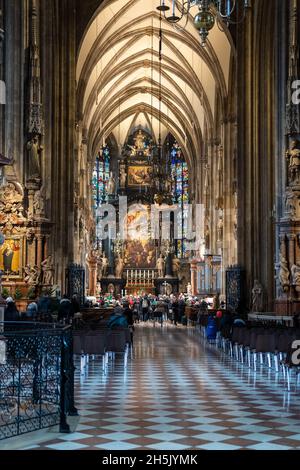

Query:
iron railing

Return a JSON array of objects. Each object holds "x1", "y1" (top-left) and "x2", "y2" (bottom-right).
[{"x1": 0, "y1": 322, "x2": 77, "y2": 440}]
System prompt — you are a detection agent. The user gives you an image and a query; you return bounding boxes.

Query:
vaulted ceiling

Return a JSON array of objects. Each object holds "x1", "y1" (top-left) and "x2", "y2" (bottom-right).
[{"x1": 76, "y1": 0, "x2": 234, "y2": 167}]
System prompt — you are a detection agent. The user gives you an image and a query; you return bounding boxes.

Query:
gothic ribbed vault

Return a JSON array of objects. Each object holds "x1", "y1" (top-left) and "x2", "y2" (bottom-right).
[{"x1": 76, "y1": 0, "x2": 234, "y2": 167}]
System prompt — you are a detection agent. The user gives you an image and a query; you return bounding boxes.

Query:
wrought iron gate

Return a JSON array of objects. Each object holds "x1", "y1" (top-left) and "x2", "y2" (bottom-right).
[
  {"x1": 225, "y1": 266, "x2": 246, "y2": 313},
  {"x1": 65, "y1": 264, "x2": 85, "y2": 305},
  {"x1": 0, "y1": 322, "x2": 77, "y2": 440}
]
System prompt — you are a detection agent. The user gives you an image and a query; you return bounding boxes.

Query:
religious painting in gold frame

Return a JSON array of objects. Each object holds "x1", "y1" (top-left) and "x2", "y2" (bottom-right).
[
  {"x1": 127, "y1": 166, "x2": 153, "y2": 187},
  {"x1": 0, "y1": 237, "x2": 23, "y2": 278}
]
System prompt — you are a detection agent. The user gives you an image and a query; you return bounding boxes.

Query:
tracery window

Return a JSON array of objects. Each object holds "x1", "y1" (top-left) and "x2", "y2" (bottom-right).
[
  {"x1": 92, "y1": 145, "x2": 110, "y2": 248},
  {"x1": 170, "y1": 141, "x2": 189, "y2": 258},
  {"x1": 92, "y1": 145, "x2": 110, "y2": 210}
]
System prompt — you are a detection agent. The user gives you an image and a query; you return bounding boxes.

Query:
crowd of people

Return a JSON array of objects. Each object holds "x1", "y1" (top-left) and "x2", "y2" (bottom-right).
[
  {"x1": 88, "y1": 293, "x2": 224, "y2": 327},
  {"x1": 2, "y1": 290, "x2": 231, "y2": 329},
  {"x1": 2, "y1": 291, "x2": 219, "y2": 325},
  {"x1": 3, "y1": 294, "x2": 81, "y2": 324}
]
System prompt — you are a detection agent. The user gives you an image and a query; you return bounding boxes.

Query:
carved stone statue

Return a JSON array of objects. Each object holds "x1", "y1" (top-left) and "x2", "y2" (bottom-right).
[
  {"x1": 172, "y1": 256, "x2": 180, "y2": 277},
  {"x1": 107, "y1": 172, "x2": 116, "y2": 194},
  {"x1": 156, "y1": 253, "x2": 165, "y2": 278},
  {"x1": 120, "y1": 165, "x2": 127, "y2": 188},
  {"x1": 0, "y1": 182, "x2": 23, "y2": 204},
  {"x1": 26, "y1": 228, "x2": 35, "y2": 243},
  {"x1": 204, "y1": 224, "x2": 210, "y2": 249},
  {"x1": 26, "y1": 135, "x2": 43, "y2": 180},
  {"x1": 291, "y1": 263, "x2": 300, "y2": 290},
  {"x1": 252, "y1": 280, "x2": 263, "y2": 312},
  {"x1": 279, "y1": 254, "x2": 290, "y2": 293},
  {"x1": 217, "y1": 210, "x2": 224, "y2": 242},
  {"x1": 41, "y1": 255, "x2": 54, "y2": 285},
  {"x1": 115, "y1": 256, "x2": 124, "y2": 278},
  {"x1": 285, "y1": 194, "x2": 297, "y2": 218},
  {"x1": 187, "y1": 282, "x2": 192, "y2": 295},
  {"x1": 79, "y1": 216, "x2": 84, "y2": 242},
  {"x1": 99, "y1": 253, "x2": 108, "y2": 278},
  {"x1": 24, "y1": 265, "x2": 41, "y2": 286},
  {"x1": 33, "y1": 189, "x2": 45, "y2": 217},
  {"x1": 286, "y1": 140, "x2": 300, "y2": 184}
]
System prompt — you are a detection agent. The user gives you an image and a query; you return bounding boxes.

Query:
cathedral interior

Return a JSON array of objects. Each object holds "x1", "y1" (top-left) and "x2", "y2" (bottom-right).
[{"x1": 0, "y1": 0, "x2": 300, "y2": 455}]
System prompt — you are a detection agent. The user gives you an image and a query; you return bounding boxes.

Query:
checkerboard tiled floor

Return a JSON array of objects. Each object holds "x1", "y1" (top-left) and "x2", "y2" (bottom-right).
[{"x1": 22, "y1": 324, "x2": 300, "y2": 450}]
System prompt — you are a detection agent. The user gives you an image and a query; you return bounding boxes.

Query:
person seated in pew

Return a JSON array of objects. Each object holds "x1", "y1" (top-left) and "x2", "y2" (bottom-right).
[{"x1": 107, "y1": 303, "x2": 128, "y2": 329}]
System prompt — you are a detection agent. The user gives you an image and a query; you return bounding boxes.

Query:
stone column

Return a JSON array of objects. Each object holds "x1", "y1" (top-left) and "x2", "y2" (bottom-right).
[
  {"x1": 44, "y1": 235, "x2": 49, "y2": 259},
  {"x1": 288, "y1": 234, "x2": 296, "y2": 267},
  {"x1": 297, "y1": 234, "x2": 300, "y2": 264},
  {"x1": 36, "y1": 235, "x2": 43, "y2": 267},
  {"x1": 87, "y1": 258, "x2": 97, "y2": 297},
  {"x1": 279, "y1": 234, "x2": 287, "y2": 258},
  {"x1": 191, "y1": 260, "x2": 198, "y2": 296}
]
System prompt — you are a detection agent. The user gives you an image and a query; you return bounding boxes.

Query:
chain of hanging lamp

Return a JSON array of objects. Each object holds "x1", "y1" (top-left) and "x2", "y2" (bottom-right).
[
  {"x1": 153, "y1": 12, "x2": 173, "y2": 206},
  {"x1": 157, "y1": 0, "x2": 251, "y2": 46}
]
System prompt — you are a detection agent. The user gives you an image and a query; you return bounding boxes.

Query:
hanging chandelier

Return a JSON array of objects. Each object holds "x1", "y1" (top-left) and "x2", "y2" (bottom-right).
[{"x1": 156, "y1": 0, "x2": 250, "y2": 46}]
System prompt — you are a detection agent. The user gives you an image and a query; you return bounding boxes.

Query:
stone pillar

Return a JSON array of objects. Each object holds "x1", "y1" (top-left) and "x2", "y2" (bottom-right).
[
  {"x1": 191, "y1": 260, "x2": 198, "y2": 296},
  {"x1": 37, "y1": 236, "x2": 43, "y2": 266},
  {"x1": 44, "y1": 235, "x2": 49, "y2": 259},
  {"x1": 27, "y1": 236, "x2": 36, "y2": 267},
  {"x1": 87, "y1": 259, "x2": 97, "y2": 297},
  {"x1": 297, "y1": 234, "x2": 300, "y2": 264},
  {"x1": 288, "y1": 234, "x2": 296, "y2": 267},
  {"x1": 280, "y1": 234, "x2": 287, "y2": 259}
]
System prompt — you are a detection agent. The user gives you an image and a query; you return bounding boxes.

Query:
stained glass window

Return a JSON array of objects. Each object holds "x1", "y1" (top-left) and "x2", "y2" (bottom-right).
[
  {"x1": 170, "y1": 142, "x2": 189, "y2": 258},
  {"x1": 92, "y1": 145, "x2": 111, "y2": 247},
  {"x1": 92, "y1": 145, "x2": 110, "y2": 211}
]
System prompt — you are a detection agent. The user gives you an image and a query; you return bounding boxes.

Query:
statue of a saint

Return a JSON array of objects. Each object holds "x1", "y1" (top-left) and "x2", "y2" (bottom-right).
[
  {"x1": 156, "y1": 253, "x2": 165, "y2": 278},
  {"x1": 291, "y1": 263, "x2": 300, "y2": 287},
  {"x1": 41, "y1": 255, "x2": 54, "y2": 285},
  {"x1": 107, "y1": 172, "x2": 116, "y2": 195},
  {"x1": 187, "y1": 282, "x2": 192, "y2": 295},
  {"x1": 120, "y1": 165, "x2": 127, "y2": 188},
  {"x1": 286, "y1": 140, "x2": 300, "y2": 183},
  {"x1": 279, "y1": 254, "x2": 290, "y2": 292},
  {"x1": 134, "y1": 129, "x2": 144, "y2": 150},
  {"x1": 27, "y1": 135, "x2": 43, "y2": 179},
  {"x1": 33, "y1": 189, "x2": 45, "y2": 217},
  {"x1": 217, "y1": 212, "x2": 223, "y2": 242},
  {"x1": 115, "y1": 256, "x2": 124, "y2": 278},
  {"x1": 252, "y1": 280, "x2": 263, "y2": 312},
  {"x1": 101, "y1": 253, "x2": 109, "y2": 278},
  {"x1": 172, "y1": 256, "x2": 180, "y2": 277},
  {"x1": 24, "y1": 265, "x2": 41, "y2": 286},
  {"x1": 205, "y1": 224, "x2": 210, "y2": 249}
]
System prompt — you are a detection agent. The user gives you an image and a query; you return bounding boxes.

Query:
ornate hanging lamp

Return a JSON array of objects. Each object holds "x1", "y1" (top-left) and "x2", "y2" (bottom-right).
[{"x1": 157, "y1": 0, "x2": 251, "y2": 46}]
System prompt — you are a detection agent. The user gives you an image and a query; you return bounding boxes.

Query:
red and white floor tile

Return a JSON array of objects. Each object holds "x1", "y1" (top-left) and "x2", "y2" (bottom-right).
[{"x1": 22, "y1": 324, "x2": 300, "y2": 450}]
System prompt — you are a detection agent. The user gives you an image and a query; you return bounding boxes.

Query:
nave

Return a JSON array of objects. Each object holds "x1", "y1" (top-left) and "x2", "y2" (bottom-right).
[{"x1": 20, "y1": 325, "x2": 300, "y2": 451}]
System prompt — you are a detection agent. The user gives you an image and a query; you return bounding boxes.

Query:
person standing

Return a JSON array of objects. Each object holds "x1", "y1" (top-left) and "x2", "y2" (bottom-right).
[
  {"x1": 58, "y1": 295, "x2": 74, "y2": 323},
  {"x1": 141, "y1": 295, "x2": 149, "y2": 322},
  {"x1": 4, "y1": 297, "x2": 20, "y2": 322},
  {"x1": 172, "y1": 298, "x2": 179, "y2": 326},
  {"x1": 178, "y1": 297, "x2": 186, "y2": 323}
]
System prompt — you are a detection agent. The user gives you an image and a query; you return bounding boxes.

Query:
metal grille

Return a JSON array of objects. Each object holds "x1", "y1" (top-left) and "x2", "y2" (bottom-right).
[
  {"x1": 0, "y1": 322, "x2": 76, "y2": 440},
  {"x1": 65, "y1": 264, "x2": 85, "y2": 306},
  {"x1": 225, "y1": 266, "x2": 246, "y2": 313}
]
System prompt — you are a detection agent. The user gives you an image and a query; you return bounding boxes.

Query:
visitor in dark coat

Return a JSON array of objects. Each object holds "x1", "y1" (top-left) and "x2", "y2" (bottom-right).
[
  {"x1": 4, "y1": 298, "x2": 20, "y2": 322},
  {"x1": 58, "y1": 296, "x2": 74, "y2": 322}
]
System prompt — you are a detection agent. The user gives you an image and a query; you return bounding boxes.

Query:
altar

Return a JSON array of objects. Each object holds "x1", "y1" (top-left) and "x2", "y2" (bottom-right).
[{"x1": 89, "y1": 129, "x2": 190, "y2": 296}]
